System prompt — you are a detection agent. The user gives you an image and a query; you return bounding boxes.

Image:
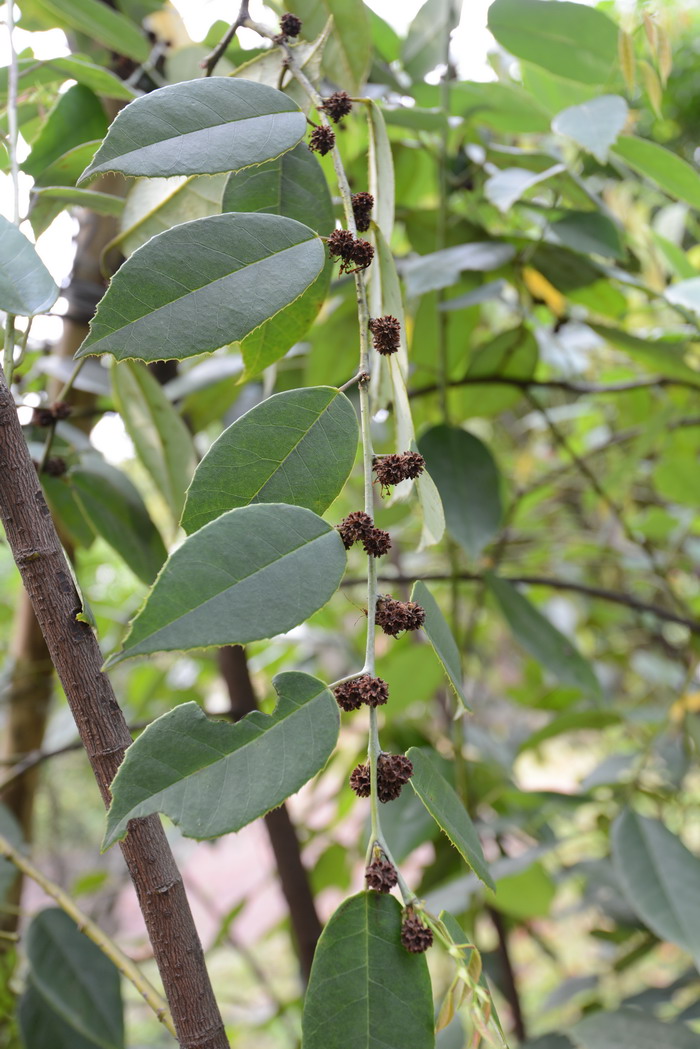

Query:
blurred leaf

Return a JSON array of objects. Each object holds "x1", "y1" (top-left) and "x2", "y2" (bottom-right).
[
  {"x1": 31, "y1": 140, "x2": 102, "y2": 189},
  {"x1": 489, "y1": 862, "x2": 555, "y2": 919},
  {"x1": 112, "y1": 361, "x2": 197, "y2": 524},
  {"x1": 302, "y1": 893, "x2": 434, "y2": 1049},
  {"x1": 182, "y1": 387, "x2": 358, "y2": 533},
  {"x1": 104, "y1": 673, "x2": 338, "y2": 846},
  {"x1": 519, "y1": 711, "x2": 619, "y2": 752},
  {"x1": 403, "y1": 0, "x2": 460, "y2": 80},
  {"x1": 80, "y1": 80, "x2": 306, "y2": 181},
  {"x1": 402, "y1": 242, "x2": 516, "y2": 296},
  {"x1": 486, "y1": 575, "x2": 601, "y2": 697},
  {"x1": 456, "y1": 326, "x2": 538, "y2": 417},
  {"x1": 0, "y1": 216, "x2": 58, "y2": 316},
  {"x1": 19, "y1": 982, "x2": 102, "y2": 1049},
  {"x1": 24, "y1": 908, "x2": 124, "y2": 1049},
  {"x1": 0, "y1": 805, "x2": 22, "y2": 905},
  {"x1": 107, "y1": 504, "x2": 346, "y2": 664},
  {"x1": 612, "y1": 809, "x2": 700, "y2": 969},
  {"x1": 552, "y1": 96, "x2": 628, "y2": 163},
  {"x1": 0, "y1": 54, "x2": 137, "y2": 101},
  {"x1": 31, "y1": 186, "x2": 124, "y2": 221},
  {"x1": 70, "y1": 460, "x2": 166, "y2": 585},
  {"x1": 612, "y1": 137, "x2": 700, "y2": 209},
  {"x1": 407, "y1": 747, "x2": 494, "y2": 890},
  {"x1": 76, "y1": 214, "x2": 324, "y2": 363},
  {"x1": 590, "y1": 324, "x2": 700, "y2": 382},
  {"x1": 27, "y1": 0, "x2": 148, "y2": 62},
  {"x1": 485, "y1": 163, "x2": 565, "y2": 214},
  {"x1": 285, "y1": 0, "x2": 371, "y2": 94},
  {"x1": 367, "y1": 101, "x2": 394, "y2": 241},
  {"x1": 419, "y1": 424, "x2": 502, "y2": 559},
  {"x1": 572, "y1": 1008, "x2": 699, "y2": 1049},
  {"x1": 23, "y1": 84, "x2": 107, "y2": 180},
  {"x1": 488, "y1": 0, "x2": 618, "y2": 84},
  {"x1": 548, "y1": 210, "x2": 624, "y2": 259},
  {"x1": 412, "y1": 581, "x2": 470, "y2": 711},
  {"x1": 116, "y1": 174, "x2": 227, "y2": 258},
  {"x1": 454, "y1": 81, "x2": 550, "y2": 134}
]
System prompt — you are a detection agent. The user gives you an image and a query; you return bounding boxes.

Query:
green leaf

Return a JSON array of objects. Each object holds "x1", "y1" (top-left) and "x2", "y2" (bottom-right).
[
  {"x1": 23, "y1": 84, "x2": 108, "y2": 180},
  {"x1": 27, "y1": 0, "x2": 149, "y2": 63},
  {"x1": 79, "y1": 79, "x2": 306, "y2": 182},
  {"x1": 103, "y1": 672, "x2": 338, "y2": 847},
  {"x1": 572, "y1": 1008, "x2": 700, "y2": 1049},
  {"x1": 402, "y1": 242, "x2": 516, "y2": 297},
  {"x1": 407, "y1": 748, "x2": 494, "y2": 890},
  {"x1": 70, "y1": 460, "x2": 167, "y2": 585},
  {"x1": 403, "y1": 0, "x2": 461, "y2": 79},
  {"x1": 665, "y1": 277, "x2": 700, "y2": 316},
  {"x1": 20, "y1": 982, "x2": 104, "y2": 1049},
  {"x1": 455, "y1": 326, "x2": 538, "y2": 418},
  {"x1": 112, "y1": 361, "x2": 197, "y2": 524},
  {"x1": 0, "y1": 54, "x2": 137, "y2": 101},
  {"x1": 0, "y1": 216, "x2": 58, "y2": 316},
  {"x1": 107, "y1": 503, "x2": 346, "y2": 664},
  {"x1": 367, "y1": 101, "x2": 394, "y2": 241},
  {"x1": 488, "y1": 0, "x2": 618, "y2": 85},
  {"x1": 548, "y1": 210, "x2": 624, "y2": 259},
  {"x1": 0, "y1": 804, "x2": 23, "y2": 904},
  {"x1": 32, "y1": 186, "x2": 124, "y2": 218},
  {"x1": 612, "y1": 809, "x2": 700, "y2": 969},
  {"x1": 485, "y1": 163, "x2": 565, "y2": 214},
  {"x1": 32, "y1": 140, "x2": 102, "y2": 189},
  {"x1": 75, "y1": 214, "x2": 324, "y2": 363},
  {"x1": 286, "y1": 0, "x2": 371, "y2": 95},
  {"x1": 489, "y1": 862, "x2": 555, "y2": 919},
  {"x1": 589, "y1": 324, "x2": 700, "y2": 382},
  {"x1": 411, "y1": 582, "x2": 470, "y2": 712},
  {"x1": 519, "y1": 711, "x2": 620, "y2": 752},
  {"x1": 42, "y1": 475, "x2": 95, "y2": 549},
  {"x1": 612, "y1": 136, "x2": 700, "y2": 209},
  {"x1": 486, "y1": 574, "x2": 601, "y2": 697},
  {"x1": 116, "y1": 174, "x2": 227, "y2": 258},
  {"x1": 181, "y1": 387, "x2": 358, "y2": 533},
  {"x1": 454, "y1": 81, "x2": 550, "y2": 134},
  {"x1": 302, "y1": 892, "x2": 435, "y2": 1049},
  {"x1": 418, "y1": 424, "x2": 502, "y2": 559},
  {"x1": 24, "y1": 908, "x2": 124, "y2": 1049},
  {"x1": 552, "y1": 95, "x2": 628, "y2": 163}
]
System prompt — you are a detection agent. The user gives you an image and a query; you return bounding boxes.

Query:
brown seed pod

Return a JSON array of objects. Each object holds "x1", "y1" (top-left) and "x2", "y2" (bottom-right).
[
  {"x1": 376, "y1": 752, "x2": 413, "y2": 802},
  {"x1": 368, "y1": 315, "x2": 401, "y2": 356},
  {"x1": 337, "y1": 510, "x2": 373, "y2": 550},
  {"x1": 375, "y1": 595, "x2": 426, "y2": 637},
  {"x1": 401, "y1": 910, "x2": 433, "y2": 953},
  {"x1": 351, "y1": 191, "x2": 374, "y2": 233},
  {"x1": 365, "y1": 857, "x2": 398, "y2": 893},
  {"x1": 373, "y1": 451, "x2": 425, "y2": 491},
  {"x1": 327, "y1": 228, "x2": 355, "y2": 262},
  {"x1": 279, "y1": 12, "x2": 302, "y2": 37},
  {"x1": 348, "y1": 238, "x2": 374, "y2": 271},
  {"x1": 31, "y1": 400, "x2": 73, "y2": 427},
  {"x1": 362, "y1": 527, "x2": 392, "y2": 558},
  {"x1": 349, "y1": 762, "x2": 371, "y2": 797},
  {"x1": 309, "y1": 124, "x2": 335, "y2": 156},
  {"x1": 42, "y1": 456, "x2": 68, "y2": 478},
  {"x1": 320, "y1": 90, "x2": 353, "y2": 124},
  {"x1": 334, "y1": 674, "x2": 389, "y2": 711}
]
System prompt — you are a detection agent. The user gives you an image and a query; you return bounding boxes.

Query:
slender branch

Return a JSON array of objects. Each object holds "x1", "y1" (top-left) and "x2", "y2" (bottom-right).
[
  {"x1": 0, "y1": 369, "x2": 229, "y2": 1049},
  {"x1": 342, "y1": 572, "x2": 700, "y2": 634},
  {"x1": 409, "y1": 373, "x2": 700, "y2": 399},
  {"x1": 487, "y1": 907, "x2": 526, "y2": 1042},
  {"x1": 38, "y1": 358, "x2": 86, "y2": 472},
  {"x1": 202, "y1": 1, "x2": 250, "y2": 76},
  {"x1": 0, "y1": 831, "x2": 175, "y2": 1034}
]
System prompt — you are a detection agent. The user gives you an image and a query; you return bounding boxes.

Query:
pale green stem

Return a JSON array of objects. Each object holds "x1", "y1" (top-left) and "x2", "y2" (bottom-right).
[
  {"x1": 3, "y1": 314, "x2": 16, "y2": 385},
  {"x1": 6, "y1": 0, "x2": 20, "y2": 227},
  {"x1": 0, "y1": 832, "x2": 176, "y2": 1037}
]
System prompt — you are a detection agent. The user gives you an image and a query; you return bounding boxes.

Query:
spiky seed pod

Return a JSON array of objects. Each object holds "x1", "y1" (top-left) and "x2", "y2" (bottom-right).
[
  {"x1": 377, "y1": 752, "x2": 413, "y2": 802},
  {"x1": 279, "y1": 12, "x2": 302, "y2": 37},
  {"x1": 369, "y1": 315, "x2": 401, "y2": 356},
  {"x1": 375, "y1": 595, "x2": 426, "y2": 637},
  {"x1": 351, "y1": 191, "x2": 374, "y2": 232},
  {"x1": 348, "y1": 238, "x2": 374, "y2": 270},
  {"x1": 308, "y1": 124, "x2": 335, "y2": 155},
  {"x1": 31, "y1": 400, "x2": 73, "y2": 427},
  {"x1": 334, "y1": 674, "x2": 389, "y2": 712},
  {"x1": 365, "y1": 857, "x2": 398, "y2": 893},
  {"x1": 373, "y1": 451, "x2": 426, "y2": 490},
  {"x1": 337, "y1": 510, "x2": 374, "y2": 549},
  {"x1": 320, "y1": 91, "x2": 353, "y2": 123},
  {"x1": 327, "y1": 228, "x2": 355, "y2": 262},
  {"x1": 362, "y1": 527, "x2": 392, "y2": 558},
  {"x1": 350, "y1": 762, "x2": 371, "y2": 797},
  {"x1": 401, "y1": 911, "x2": 434, "y2": 953},
  {"x1": 41, "y1": 456, "x2": 67, "y2": 477}
]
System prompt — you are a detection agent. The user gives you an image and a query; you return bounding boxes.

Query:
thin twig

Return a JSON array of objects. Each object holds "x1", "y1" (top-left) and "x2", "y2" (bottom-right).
[
  {"x1": 0, "y1": 831, "x2": 175, "y2": 1036},
  {"x1": 409, "y1": 373, "x2": 700, "y2": 399},
  {"x1": 202, "y1": 1, "x2": 250, "y2": 76}
]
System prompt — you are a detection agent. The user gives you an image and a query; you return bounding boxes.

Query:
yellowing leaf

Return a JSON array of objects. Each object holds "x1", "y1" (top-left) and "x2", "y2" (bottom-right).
[
  {"x1": 618, "y1": 29, "x2": 636, "y2": 93},
  {"x1": 640, "y1": 60, "x2": 663, "y2": 118},
  {"x1": 522, "y1": 266, "x2": 566, "y2": 316}
]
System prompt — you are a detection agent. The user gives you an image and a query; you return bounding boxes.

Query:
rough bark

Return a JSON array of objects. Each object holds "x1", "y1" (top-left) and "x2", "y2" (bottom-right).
[
  {"x1": 0, "y1": 370, "x2": 228, "y2": 1049},
  {"x1": 217, "y1": 645, "x2": 322, "y2": 982}
]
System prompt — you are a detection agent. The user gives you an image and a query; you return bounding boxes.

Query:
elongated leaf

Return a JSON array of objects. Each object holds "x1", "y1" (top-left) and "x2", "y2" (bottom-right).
[
  {"x1": 79, "y1": 79, "x2": 306, "y2": 182},
  {"x1": 552, "y1": 96, "x2": 628, "y2": 163},
  {"x1": 104, "y1": 672, "x2": 338, "y2": 847},
  {"x1": 0, "y1": 216, "x2": 58, "y2": 316},
  {"x1": 572, "y1": 1008, "x2": 699, "y2": 1049},
  {"x1": 76, "y1": 214, "x2": 324, "y2": 363},
  {"x1": 418, "y1": 424, "x2": 502, "y2": 559},
  {"x1": 32, "y1": 187, "x2": 124, "y2": 218},
  {"x1": 612, "y1": 136, "x2": 700, "y2": 209},
  {"x1": 28, "y1": 0, "x2": 149, "y2": 63},
  {"x1": 548, "y1": 210, "x2": 623, "y2": 259},
  {"x1": 486, "y1": 574, "x2": 601, "y2": 697},
  {"x1": 589, "y1": 324, "x2": 700, "y2": 382},
  {"x1": 411, "y1": 582, "x2": 470, "y2": 712},
  {"x1": 182, "y1": 387, "x2": 357, "y2": 533},
  {"x1": 25, "y1": 909, "x2": 123, "y2": 1049},
  {"x1": 488, "y1": 0, "x2": 618, "y2": 85},
  {"x1": 367, "y1": 101, "x2": 394, "y2": 240},
  {"x1": 302, "y1": 892, "x2": 434, "y2": 1049},
  {"x1": 70, "y1": 460, "x2": 166, "y2": 585},
  {"x1": 519, "y1": 711, "x2": 619, "y2": 752},
  {"x1": 402, "y1": 242, "x2": 515, "y2": 297},
  {"x1": 107, "y1": 503, "x2": 346, "y2": 664},
  {"x1": 612, "y1": 809, "x2": 700, "y2": 969},
  {"x1": 23, "y1": 84, "x2": 107, "y2": 180},
  {"x1": 0, "y1": 54, "x2": 136, "y2": 101},
  {"x1": 287, "y1": 0, "x2": 371, "y2": 95},
  {"x1": 32, "y1": 140, "x2": 102, "y2": 189},
  {"x1": 0, "y1": 804, "x2": 23, "y2": 904},
  {"x1": 116, "y1": 174, "x2": 228, "y2": 258},
  {"x1": 112, "y1": 362, "x2": 197, "y2": 524},
  {"x1": 403, "y1": 0, "x2": 461, "y2": 79},
  {"x1": 407, "y1": 748, "x2": 494, "y2": 890},
  {"x1": 20, "y1": 982, "x2": 102, "y2": 1049},
  {"x1": 485, "y1": 164, "x2": 565, "y2": 214}
]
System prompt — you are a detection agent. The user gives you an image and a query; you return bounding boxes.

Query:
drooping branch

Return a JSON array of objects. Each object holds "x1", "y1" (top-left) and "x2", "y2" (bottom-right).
[{"x1": 0, "y1": 369, "x2": 228, "y2": 1049}]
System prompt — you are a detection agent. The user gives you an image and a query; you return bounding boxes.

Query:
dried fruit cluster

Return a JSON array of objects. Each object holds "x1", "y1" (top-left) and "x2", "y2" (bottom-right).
[
  {"x1": 350, "y1": 752, "x2": 414, "y2": 803},
  {"x1": 375, "y1": 595, "x2": 426, "y2": 636},
  {"x1": 369, "y1": 315, "x2": 401, "y2": 355},
  {"x1": 365, "y1": 856, "x2": 398, "y2": 893},
  {"x1": 337, "y1": 511, "x2": 391, "y2": 558},
  {"x1": 351, "y1": 191, "x2": 374, "y2": 232},
  {"x1": 327, "y1": 228, "x2": 374, "y2": 273},
  {"x1": 373, "y1": 451, "x2": 425, "y2": 491},
  {"x1": 31, "y1": 401, "x2": 72, "y2": 427},
  {"x1": 334, "y1": 674, "x2": 388, "y2": 711},
  {"x1": 401, "y1": 910, "x2": 434, "y2": 953}
]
